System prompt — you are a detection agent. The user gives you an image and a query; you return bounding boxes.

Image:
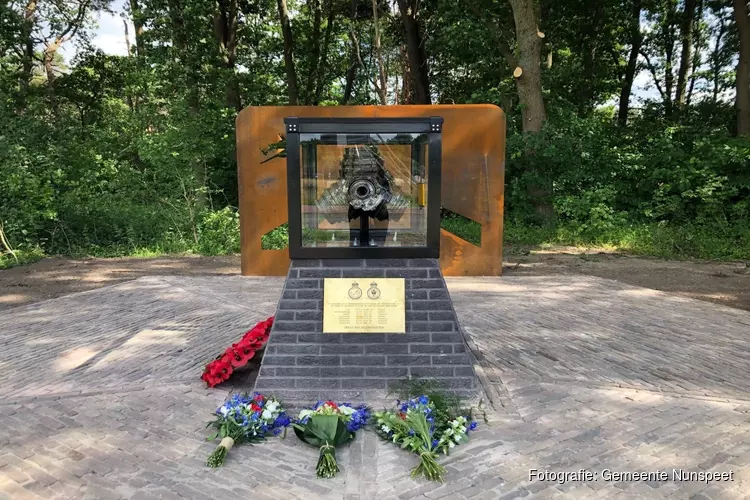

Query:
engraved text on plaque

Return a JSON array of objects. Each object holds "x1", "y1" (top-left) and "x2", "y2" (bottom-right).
[{"x1": 323, "y1": 278, "x2": 406, "y2": 333}]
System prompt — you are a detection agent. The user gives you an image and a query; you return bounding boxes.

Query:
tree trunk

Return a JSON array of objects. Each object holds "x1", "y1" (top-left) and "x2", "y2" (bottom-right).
[
  {"x1": 577, "y1": 2, "x2": 604, "y2": 115},
  {"x1": 124, "y1": 18, "x2": 132, "y2": 54},
  {"x1": 17, "y1": 0, "x2": 36, "y2": 111},
  {"x1": 618, "y1": 0, "x2": 642, "y2": 126},
  {"x1": 686, "y1": 0, "x2": 704, "y2": 107},
  {"x1": 675, "y1": 0, "x2": 697, "y2": 108},
  {"x1": 508, "y1": 0, "x2": 551, "y2": 219},
  {"x1": 124, "y1": 20, "x2": 135, "y2": 111},
  {"x1": 662, "y1": 7, "x2": 677, "y2": 118},
  {"x1": 313, "y1": 1, "x2": 335, "y2": 104},
  {"x1": 277, "y1": 0, "x2": 299, "y2": 105},
  {"x1": 396, "y1": 0, "x2": 430, "y2": 104},
  {"x1": 43, "y1": 39, "x2": 62, "y2": 115},
  {"x1": 400, "y1": 44, "x2": 411, "y2": 104},
  {"x1": 304, "y1": 0, "x2": 322, "y2": 104},
  {"x1": 734, "y1": 0, "x2": 750, "y2": 136},
  {"x1": 372, "y1": 0, "x2": 387, "y2": 104},
  {"x1": 213, "y1": 0, "x2": 241, "y2": 110},
  {"x1": 341, "y1": 0, "x2": 360, "y2": 104},
  {"x1": 168, "y1": 0, "x2": 199, "y2": 109},
  {"x1": 509, "y1": 0, "x2": 546, "y2": 133},
  {"x1": 711, "y1": 19, "x2": 727, "y2": 104},
  {"x1": 225, "y1": 0, "x2": 240, "y2": 111},
  {"x1": 341, "y1": 32, "x2": 360, "y2": 104},
  {"x1": 129, "y1": 0, "x2": 145, "y2": 57}
]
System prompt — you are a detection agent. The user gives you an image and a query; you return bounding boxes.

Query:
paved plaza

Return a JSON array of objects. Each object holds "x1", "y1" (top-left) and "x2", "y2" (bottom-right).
[{"x1": 0, "y1": 274, "x2": 748, "y2": 499}]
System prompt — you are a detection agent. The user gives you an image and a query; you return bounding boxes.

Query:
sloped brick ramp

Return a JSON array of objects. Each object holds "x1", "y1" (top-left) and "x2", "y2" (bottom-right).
[{"x1": 0, "y1": 275, "x2": 748, "y2": 499}]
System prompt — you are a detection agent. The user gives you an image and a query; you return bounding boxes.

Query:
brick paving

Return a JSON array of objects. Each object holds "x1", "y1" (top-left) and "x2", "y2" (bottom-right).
[{"x1": 0, "y1": 274, "x2": 748, "y2": 499}]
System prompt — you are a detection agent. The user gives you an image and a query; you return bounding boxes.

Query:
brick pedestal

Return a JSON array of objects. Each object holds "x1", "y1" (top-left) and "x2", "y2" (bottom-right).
[{"x1": 253, "y1": 258, "x2": 478, "y2": 403}]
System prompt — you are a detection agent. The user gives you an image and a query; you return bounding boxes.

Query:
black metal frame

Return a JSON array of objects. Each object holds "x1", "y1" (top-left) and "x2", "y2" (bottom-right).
[{"x1": 285, "y1": 116, "x2": 443, "y2": 259}]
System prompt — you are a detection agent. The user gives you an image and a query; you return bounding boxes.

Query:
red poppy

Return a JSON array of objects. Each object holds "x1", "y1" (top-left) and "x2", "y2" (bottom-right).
[
  {"x1": 240, "y1": 337, "x2": 263, "y2": 349},
  {"x1": 242, "y1": 335, "x2": 267, "y2": 350},
  {"x1": 398, "y1": 412, "x2": 406, "y2": 420},
  {"x1": 240, "y1": 335, "x2": 260, "y2": 347},
  {"x1": 203, "y1": 363, "x2": 226, "y2": 387},
  {"x1": 247, "y1": 331, "x2": 263, "y2": 340},
  {"x1": 325, "y1": 401, "x2": 339, "y2": 409},
  {"x1": 212, "y1": 359, "x2": 232, "y2": 377},
  {"x1": 254, "y1": 393, "x2": 264, "y2": 402},
  {"x1": 237, "y1": 345, "x2": 256, "y2": 361},
  {"x1": 227, "y1": 352, "x2": 247, "y2": 368},
  {"x1": 250, "y1": 403, "x2": 262, "y2": 412},
  {"x1": 218, "y1": 353, "x2": 234, "y2": 368}
]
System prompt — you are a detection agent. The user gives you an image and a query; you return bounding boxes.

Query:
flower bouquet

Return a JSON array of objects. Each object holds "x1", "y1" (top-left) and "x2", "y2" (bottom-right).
[
  {"x1": 373, "y1": 396, "x2": 478, "y2": 482},
  {"x1": 292, "y1": 401, "x2": 371, "y2": 478},
  {"x1": 206, "y1": 392, "x2": 290, "y2": 467},
  {"x1": 201, "y1": 317, "x2": 273, "y2": 387}
]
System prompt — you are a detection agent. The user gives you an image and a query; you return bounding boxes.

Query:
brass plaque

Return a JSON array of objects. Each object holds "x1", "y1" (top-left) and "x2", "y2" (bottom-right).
[{"x1": 323, "y1": 278, "x2": 406, "y2": 333}]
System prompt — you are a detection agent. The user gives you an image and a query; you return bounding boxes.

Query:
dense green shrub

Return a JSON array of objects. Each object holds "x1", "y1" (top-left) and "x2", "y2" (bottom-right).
[
  {"x1": 501, "y1": 107, "x2": 750, "y2": 260},
  {"x1": 196, "y1": 208, "x2": 241, "y2": 255},
  {"x1": 2, "y1": 70, "x2": 747, "y2": 263}
]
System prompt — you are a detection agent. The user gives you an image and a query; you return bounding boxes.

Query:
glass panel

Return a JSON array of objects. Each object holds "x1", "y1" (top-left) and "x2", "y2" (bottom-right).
[{"x1": 300, "y1": 132, "x2": 429, "y2": 248}]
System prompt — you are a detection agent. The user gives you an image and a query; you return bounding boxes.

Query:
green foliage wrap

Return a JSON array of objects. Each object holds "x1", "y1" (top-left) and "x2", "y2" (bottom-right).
[{"x1": 293, "y1": 415, "x2": 355, "y2": 479}]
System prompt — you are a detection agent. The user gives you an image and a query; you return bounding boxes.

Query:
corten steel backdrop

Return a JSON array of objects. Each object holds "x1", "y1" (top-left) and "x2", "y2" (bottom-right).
[{"x1": 236, "y1": 105, "x2": 505, "y2": 276}]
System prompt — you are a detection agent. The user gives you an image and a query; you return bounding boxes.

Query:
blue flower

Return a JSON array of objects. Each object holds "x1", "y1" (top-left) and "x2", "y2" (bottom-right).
[
  {"x1": 274, "y1": 413, "x2": 291, "y2": 428},
  {"x1": 418, "y1": 395, "x2": 429, "y2": 405},
  {"x1": 408, "y1": 429, "x2": 415, "y2": 436},
  {"x1": 273, "y1": 428, "x2": 282, "y2": 436},
  {"x1": 432, "y1": 439, "x2": 439, "y2": 448},
  {"x1": 469, "y1": 421, "x2": 478, "y2": 431}
]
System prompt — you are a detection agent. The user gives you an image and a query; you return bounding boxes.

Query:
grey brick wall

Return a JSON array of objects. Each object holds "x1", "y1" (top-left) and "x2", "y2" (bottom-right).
[{"x1": 253, "y1": 259, "x2": 478, "y2": 403}]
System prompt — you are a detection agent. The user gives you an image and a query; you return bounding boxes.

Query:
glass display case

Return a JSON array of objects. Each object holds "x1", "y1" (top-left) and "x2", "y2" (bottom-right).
[{"x1": 285, "y1": 117, "x2": 443, "y2": 259}]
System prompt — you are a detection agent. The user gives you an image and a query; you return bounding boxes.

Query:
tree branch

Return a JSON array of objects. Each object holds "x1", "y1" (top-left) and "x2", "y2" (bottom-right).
[
  {"x1": 58, "y1": 0, "x2": 91, "y2": 43},
  {"x1": 351, "y1": 26, "x2": 384, "y2": 101},
  {"x1": 640, "y1": 49, "x2": 667, "y2": 100},
  {"x1": 461, "y1": 0, "x2": 517, "y2": 69}
]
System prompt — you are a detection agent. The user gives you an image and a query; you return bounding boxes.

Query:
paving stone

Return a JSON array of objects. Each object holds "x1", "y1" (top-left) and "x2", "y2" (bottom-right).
[{"x1": 0, "y1": 275, "x2": 747, "y2": 499}]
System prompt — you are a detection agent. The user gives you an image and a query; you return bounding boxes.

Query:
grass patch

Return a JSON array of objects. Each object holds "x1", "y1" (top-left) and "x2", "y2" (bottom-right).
[
  {"x1": 0, "y1": 248, "x2": 45, "y2": 270},
  {"x1": 504, "y1": 220, "x2": 750, "y2": 261}
]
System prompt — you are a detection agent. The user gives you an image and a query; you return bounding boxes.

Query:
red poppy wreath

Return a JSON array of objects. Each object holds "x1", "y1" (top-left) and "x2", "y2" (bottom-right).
[{"x1": 200, "y1": 317, "x2": 273, "y2": 387}]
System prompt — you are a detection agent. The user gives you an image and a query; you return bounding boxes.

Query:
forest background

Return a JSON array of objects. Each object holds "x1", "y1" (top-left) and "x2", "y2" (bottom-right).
[{"x1": 1, "y1": 0, "x2": 749, "y2": 268}]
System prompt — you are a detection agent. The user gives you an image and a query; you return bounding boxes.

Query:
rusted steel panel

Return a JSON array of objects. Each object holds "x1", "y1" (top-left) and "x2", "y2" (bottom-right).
[{"x1": 237, "y1": 105, "x2": 505, "y2": 276}]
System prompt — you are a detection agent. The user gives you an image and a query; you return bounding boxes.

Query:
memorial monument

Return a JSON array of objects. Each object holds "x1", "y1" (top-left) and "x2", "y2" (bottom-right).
[{"x1": 238, "y1": 106, "x2": 506, "y2": 402}]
